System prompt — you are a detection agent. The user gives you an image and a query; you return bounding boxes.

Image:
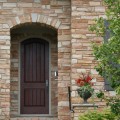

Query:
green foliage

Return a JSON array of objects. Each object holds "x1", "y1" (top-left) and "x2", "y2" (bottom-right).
[
  {"x1": 106, "y1": 97, "x2": 120, "y2": 116},
  {"x1": 96, "y1": 90, "x2": 104, "y2": 100},
  {"x1": 89, "y1": 0, "x2": 120, "y2": 118},
  {"x1": 77, "y1": 85, "x2": 94, "y2": 98},
  {"x1": 115, "y1": 86, "x2": 120, "y2": 94},
  {"x1": 90, "y1": 0, "x2": 120, "y2": 91},
  {"x1": 96, "y1": 91, "x2": 120, "y2": 116},
  {"x1": 77, "y1": 85, "x2": 94, "y2": 94},
  {"x1": 90, "y1": 17, "x2": 105, "y2": 37},
  {"x1": 78, "y1": 109, "x2": 118, "y2": 120}
]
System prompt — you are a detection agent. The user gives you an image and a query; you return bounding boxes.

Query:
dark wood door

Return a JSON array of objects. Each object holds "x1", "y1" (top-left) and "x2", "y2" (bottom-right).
[{"x1": 20, "y1": 38, "x2": 49, "y2": 114}]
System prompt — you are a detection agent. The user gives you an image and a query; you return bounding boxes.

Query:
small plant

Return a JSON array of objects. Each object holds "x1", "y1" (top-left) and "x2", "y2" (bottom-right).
[
  {"x1": 78, "y1": 109, "x2": 118, "y2": 120},
  {"x1": 75, "y1": 72, "x2": 94, "y2": 103},
  {"x1": 96, "y1": 90, "x2": 104, "y2": 100},
  {"x1": 96, "y1": 91, "x2": 120, "y2": 118}
]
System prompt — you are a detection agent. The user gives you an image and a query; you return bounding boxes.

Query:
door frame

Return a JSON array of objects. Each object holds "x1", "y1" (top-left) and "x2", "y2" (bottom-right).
[{"x1": 18, "y1": 36, "x2": 51, "y2": 116}]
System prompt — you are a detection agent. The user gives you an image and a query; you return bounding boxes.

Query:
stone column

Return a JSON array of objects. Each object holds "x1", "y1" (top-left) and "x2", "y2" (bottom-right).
[
  {"x1": 71, "y1": 0, "x2": 106, "y2": 119},
  {"x1": 0, "y1": 25, "x2": 10, "y2": 119}
]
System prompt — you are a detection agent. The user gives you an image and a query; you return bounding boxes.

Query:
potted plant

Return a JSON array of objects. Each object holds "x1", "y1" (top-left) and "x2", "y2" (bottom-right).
[{"x1": 75, "y1": 72, "x2": 94, "y2": 103}]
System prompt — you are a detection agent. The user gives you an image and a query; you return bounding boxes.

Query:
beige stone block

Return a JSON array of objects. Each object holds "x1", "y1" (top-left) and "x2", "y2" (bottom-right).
[
  {"x1": 3, "y1": 3, "x2": 16, "y2": 7},
  {"x1": 71, "y1": 91, "x2": 76, "y2": 97},
  {"x1": 61, "y1": 41, "x2": 70, "y2": 46},
  {"x1": 2, "y1": 75, "x2": 10, "y2": 80},
  {"x1": 58, "y1": 1, "x2": 70, "y2": 5},
  {"x1": 78, "y1": 60, "x2": 92, "y2": 64},
  {"x1": 1, "y1": 102, "x2": 10, "y2": 107},
  {"x1": 12, "y1": 8, "x2": 24, "y2": 15},
  {"x1": 51, "y1": 19, "x2": 57, "y2": 27},
  {"x1": 72, "y1": 6, "x2": 76, "y2": 10},
  {"x1": 72, "y1": 34, "x2": 86, "y2": 39},
  {"x1": 15, "y1": 17, "x2": 20, "y2": 24},
  {"x1": 2, "y1": 24, "x2": 9, "y2": 29},
  {"x1": 24, "y1": 15, "x2": 31, "y2": 22},
  {"x1": 0, "y1": 36, "x2": 10, "y2": 40},
  {"x1": 81, "y1": 16, "x2": 98, "y2": 19},
  {"x1": 37, "y1": 14, "x2": 44, "y2": 23},
  {"x1": 0, "y1": 46, "x2": 10, "y2": 49},
  {"x1": 77, "y1": 7, "x2": 94, "y2": 12},
  {"x1": 49, "y1": 13, "x2": 58, "y2": 17},
  {"x1": 71, "y1": 85, "x2": 78, "y2": 91},
  {"x1": 46, "y1": 17, "x2": 52, "y2": 25},
  {"x1": 58, "y1": 101, "x2": 69, "y2": 107},
  {"x1": 59, "y1": 25, "x2": 70, "y2": 29},
  {"x1": 72, "y1": 23, "x2": 88, "y2": 29},
  {"x1": 58, "y1": 42, "x2": 62, "y2": 47},
  {"x1": 0, "y1": 0, "x2": 7, "y2": 2},
  {"x1": 0, "y1": 64, "x2": 10, "y2": 68},
  {"x1": 31, "y1": 118, "x2": 39, "y2": 120},
  {"x1": 31, "y1": 13, "x2": 38, "y2": 22},
  {"x1": 58, "y1": 81, "x2": 70, "y2": 87},
  {"x1": 71, "y1": 59, "x2": 77, "y2": 64},
  {"x1": 18, "y1": 3, "x2": 32, "y2": 7},
  {"x1": 41, "y1": 5, "x2": 45, "y2": 9},
  {"x1": 71, "y1": 39, "x2": 77, "y2": 43},
  {"x1": 72, "y1": 55, "x2": 82, "y2": 59},
  {"x1": 43, "y1": 16, "x2": 48, "y2": 24},
  {"x1": 1, "y1": 89, "x2": 5, "y2": 92},
  {"x1": 55, "y1": 9, "x2": 63, "y2": 13},
  {"x1": 62, "y1": 76, "x2": 70, "y2": 81},
  {"x1": 89, "y1": 2, "x2": 101, "y2": 6},
  {"x1": 34, "y1": 0, "x2": 41, "y2": 3},
  {"x1": 95, "y1": 7, "x2": 105, "y2": 12},
  {"x1": 7, "y1": 20, "x2": 13, "y2": 28},
  {"x1": 58, "y1": 35, "x2": 71, "y2": 41},
  {"x1": 76, "y1": 69, "x2": 86, "y2": 73},
  {"x1": 46, "y1": 5, "x2": 50, "y2": 9},
  {"x1": 55, "y1": 20, "x2": 61, "y2": 28},
  {"x1": 88, "y1": 20, "x2": 96, "y2": 24}
]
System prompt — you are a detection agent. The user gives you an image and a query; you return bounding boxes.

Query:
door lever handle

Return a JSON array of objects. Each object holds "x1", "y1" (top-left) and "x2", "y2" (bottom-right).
[{"x1": 46, "y1": 80, "x2": 49, "y2": 87}]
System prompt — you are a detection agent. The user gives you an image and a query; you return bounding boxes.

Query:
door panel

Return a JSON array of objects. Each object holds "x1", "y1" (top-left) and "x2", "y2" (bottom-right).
[
  {"x1": 20, "y1": 38, "x2": 49, "y2": 114},
  {"x1": 24, "y1": 88, "x2": 45, "y2": 106}
]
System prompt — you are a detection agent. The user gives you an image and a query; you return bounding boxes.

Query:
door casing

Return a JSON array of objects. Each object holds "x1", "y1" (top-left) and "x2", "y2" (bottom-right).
[{"x1": 18, "y1": 36, "x2": 51, "y2": 116}]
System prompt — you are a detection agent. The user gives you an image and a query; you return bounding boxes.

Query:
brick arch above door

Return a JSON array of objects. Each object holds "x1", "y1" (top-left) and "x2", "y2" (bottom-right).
[{"x1": 6, "y1": 13, "x2": 62, "y2": 29}]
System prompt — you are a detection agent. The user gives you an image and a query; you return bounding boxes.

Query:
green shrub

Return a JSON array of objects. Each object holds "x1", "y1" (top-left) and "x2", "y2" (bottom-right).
[{"x1": 78, "y1": 109, "x2": 118, "y2": 120}]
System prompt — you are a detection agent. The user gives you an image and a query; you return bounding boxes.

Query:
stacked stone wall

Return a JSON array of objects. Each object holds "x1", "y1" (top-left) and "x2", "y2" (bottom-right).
[
  {"x1": 71, "y1": 0, "x2": 115, "y2": 119},
  {"x1": 0, "y1": 0, "x2": 115, "y2": 120},
  {"x1": 0, "y1": 0, "x2": 71, "y2": 120}
]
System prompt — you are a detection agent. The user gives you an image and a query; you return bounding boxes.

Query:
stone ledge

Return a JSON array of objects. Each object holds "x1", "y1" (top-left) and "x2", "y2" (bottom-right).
[
  {"x1": 72, "y1": 103, "x2": 98, "y2": 108},
  {"x1": 71, "y1": 104, "x2": 99, "y2": 113}
]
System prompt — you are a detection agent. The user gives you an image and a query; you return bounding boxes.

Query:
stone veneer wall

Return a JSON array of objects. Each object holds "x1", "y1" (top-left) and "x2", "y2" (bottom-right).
[
  {"x1": 71, "y1": 0, "x2": 115, "y2": 119},
  {"x1": 0, "y1": 0, "x2": 115, "y2": 120},
  {"x1": 71, "y1": 0, "x2": 105, "y2": 100},
  {"x1": 0, "y1": 0, "x2": 71, "y2": 120}
]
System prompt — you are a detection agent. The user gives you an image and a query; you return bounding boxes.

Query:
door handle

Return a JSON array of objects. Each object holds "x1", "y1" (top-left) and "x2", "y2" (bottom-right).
[{"x1": 46, "y1": 80, "x2": 49, "y2": 87}]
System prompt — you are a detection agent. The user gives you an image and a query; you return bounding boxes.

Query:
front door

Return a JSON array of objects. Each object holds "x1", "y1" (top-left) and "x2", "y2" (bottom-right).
[{"x1": 20, "y1": 38, "x2": 49, "y2": 114}]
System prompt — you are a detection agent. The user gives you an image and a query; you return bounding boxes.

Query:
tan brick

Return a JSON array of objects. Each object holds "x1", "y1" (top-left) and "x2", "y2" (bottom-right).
[
  {"x1": 89, "y1": 2, "x2": 101, "y2": 6},
  {"x1": 95, "y1": 7, "x2": 105, "y2": 12},
  {"x1": 7, "y1": 0, "x2": 16, "y2": 2},
  {"x1": 18, "y1": 3, "x2": 32, "y2": 7},
  {"x1": 3, "y1": 3, "x2": 16, "y2": 7},
  {"x1": 0, "y1": 0, "x2": 7, "y2": 2}
]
